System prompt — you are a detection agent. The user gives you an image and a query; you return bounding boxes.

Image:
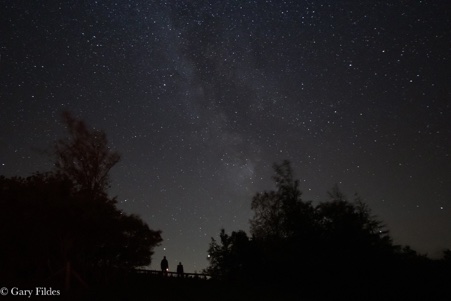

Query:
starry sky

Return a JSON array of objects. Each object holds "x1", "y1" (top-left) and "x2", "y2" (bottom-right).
[{"x1": 1, "y1": 0, "x2": 450, "y2": 273}]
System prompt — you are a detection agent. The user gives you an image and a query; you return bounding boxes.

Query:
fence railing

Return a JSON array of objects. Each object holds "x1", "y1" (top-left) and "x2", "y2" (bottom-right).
[{"x1": 135, "y1": 269, "x2": 211, "y2": 280}]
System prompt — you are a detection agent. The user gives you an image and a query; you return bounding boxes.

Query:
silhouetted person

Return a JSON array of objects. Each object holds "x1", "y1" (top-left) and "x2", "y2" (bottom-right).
[
  {"x1": 177, "y1": 262, "x2": 184, "y2": 278},
  {"x1": 161, "y1": 256, "x2": 168, "y2": 276}
]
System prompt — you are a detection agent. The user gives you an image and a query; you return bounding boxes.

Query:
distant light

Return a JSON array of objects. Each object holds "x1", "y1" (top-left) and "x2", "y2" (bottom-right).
[{"x1": 440, "y1": 207, "x2": 444, "y2": 210}]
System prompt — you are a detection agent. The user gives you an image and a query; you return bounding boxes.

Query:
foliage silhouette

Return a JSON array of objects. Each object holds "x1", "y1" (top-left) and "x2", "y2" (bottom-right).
[
  {"x1": 205, "y1": 229, "x2": 255, "y2": 281},
  {"x1": 206, "y1": 161, "x2": 451, "y2": 299},
  {"x1": 443, "y1": 249, "x2": 451, "y2": 263},
  {"x1": 317, "y1": 186, "x2": 394, "y2": 264},
  {"x1": 250, "y1": 160, "x2": 314, "y2": 241},
  {"x1": 54, "y1": 111, "x2": 120, "y2": 197},
  {"x1": 0, "y1": 113, "x2": 162, "y2": 286}
]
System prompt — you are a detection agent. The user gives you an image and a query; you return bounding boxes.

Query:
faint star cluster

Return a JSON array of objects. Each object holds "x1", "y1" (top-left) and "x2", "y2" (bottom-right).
[{"x1": 1, "y1": 0, "x2": 450, "y2": 272}]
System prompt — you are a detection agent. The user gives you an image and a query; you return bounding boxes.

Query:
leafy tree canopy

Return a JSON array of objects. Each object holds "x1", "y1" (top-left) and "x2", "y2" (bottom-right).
[
  {"x1": 54, "y1": 111, "x2": 120, "y2": 197},
  {"x1": 0, "y1": 113, "x2": 162, "y2": 285},
  {"x1": 208, "y1": 161, "x2": 399, "y2": 284}
]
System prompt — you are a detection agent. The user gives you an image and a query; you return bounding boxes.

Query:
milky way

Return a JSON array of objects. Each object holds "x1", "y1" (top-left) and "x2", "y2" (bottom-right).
[{"x1": 1, "y1": 0, "x2": 450, "y2": 272}]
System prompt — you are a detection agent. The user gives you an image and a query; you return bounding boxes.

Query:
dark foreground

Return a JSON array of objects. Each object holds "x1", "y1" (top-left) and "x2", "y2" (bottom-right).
[{"x1": 20, "y1": 270, "x2": 448, "y2": 301}]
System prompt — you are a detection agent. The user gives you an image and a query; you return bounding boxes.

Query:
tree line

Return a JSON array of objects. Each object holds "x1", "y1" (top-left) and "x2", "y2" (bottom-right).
[
  {"x1": 0, "y1": 112, "x2": 162, "y2": 287},
  {"x1": 205, "y1": 161, "x2": 451, "y2": 299}
]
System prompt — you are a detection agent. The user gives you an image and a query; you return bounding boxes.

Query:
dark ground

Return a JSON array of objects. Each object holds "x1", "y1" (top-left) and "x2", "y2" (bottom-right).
[
  {"x1": 3, "y1": 264, "x2": 450, "y2": 301},
  {"x1": 55, "y1": 271, "x2": 450, "y2": 301}
]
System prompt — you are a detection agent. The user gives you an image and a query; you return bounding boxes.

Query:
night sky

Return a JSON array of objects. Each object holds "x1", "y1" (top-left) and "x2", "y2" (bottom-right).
[{"x1": 1, "y1": 0, "x2": 450, "y2": 273}]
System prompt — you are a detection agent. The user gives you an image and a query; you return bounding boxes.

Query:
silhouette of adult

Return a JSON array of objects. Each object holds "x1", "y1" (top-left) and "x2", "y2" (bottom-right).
[
  {"x1": 177, "y1": 262, "x2": 184, "y2": 278},
  {"x1": 161, "y1": 256, "x2": 169, "y2": 276}
]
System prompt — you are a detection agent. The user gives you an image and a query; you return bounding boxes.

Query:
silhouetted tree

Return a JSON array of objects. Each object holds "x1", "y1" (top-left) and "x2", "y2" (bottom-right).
[
  {"x1": 443, "y1": 249, "x2": 451, "y2": 263},
  {"x1": 0, "y1": 173, "x2": 162, "y2": 286},
  {"x1": 54, "y1": 111, "x2": 120, "y2": 197},
  {"x1": 248, "y1": 161, "x2": 320, "y2": 280},
  {"x1": 250, "y1": 160, "x2": 317, "y2": 242},
  {"x1": 205, "y1": 229, "x2": 255, "y2": 281},
  {"x1": 0, "y1": 113, "x2": 162, "y2": 286},
  {"x1": 318, "y1": 185, "x2": 393, "y2": 254},
  {"x1": 314, "y1": 186, "x2": 395, "y2": 281}
]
